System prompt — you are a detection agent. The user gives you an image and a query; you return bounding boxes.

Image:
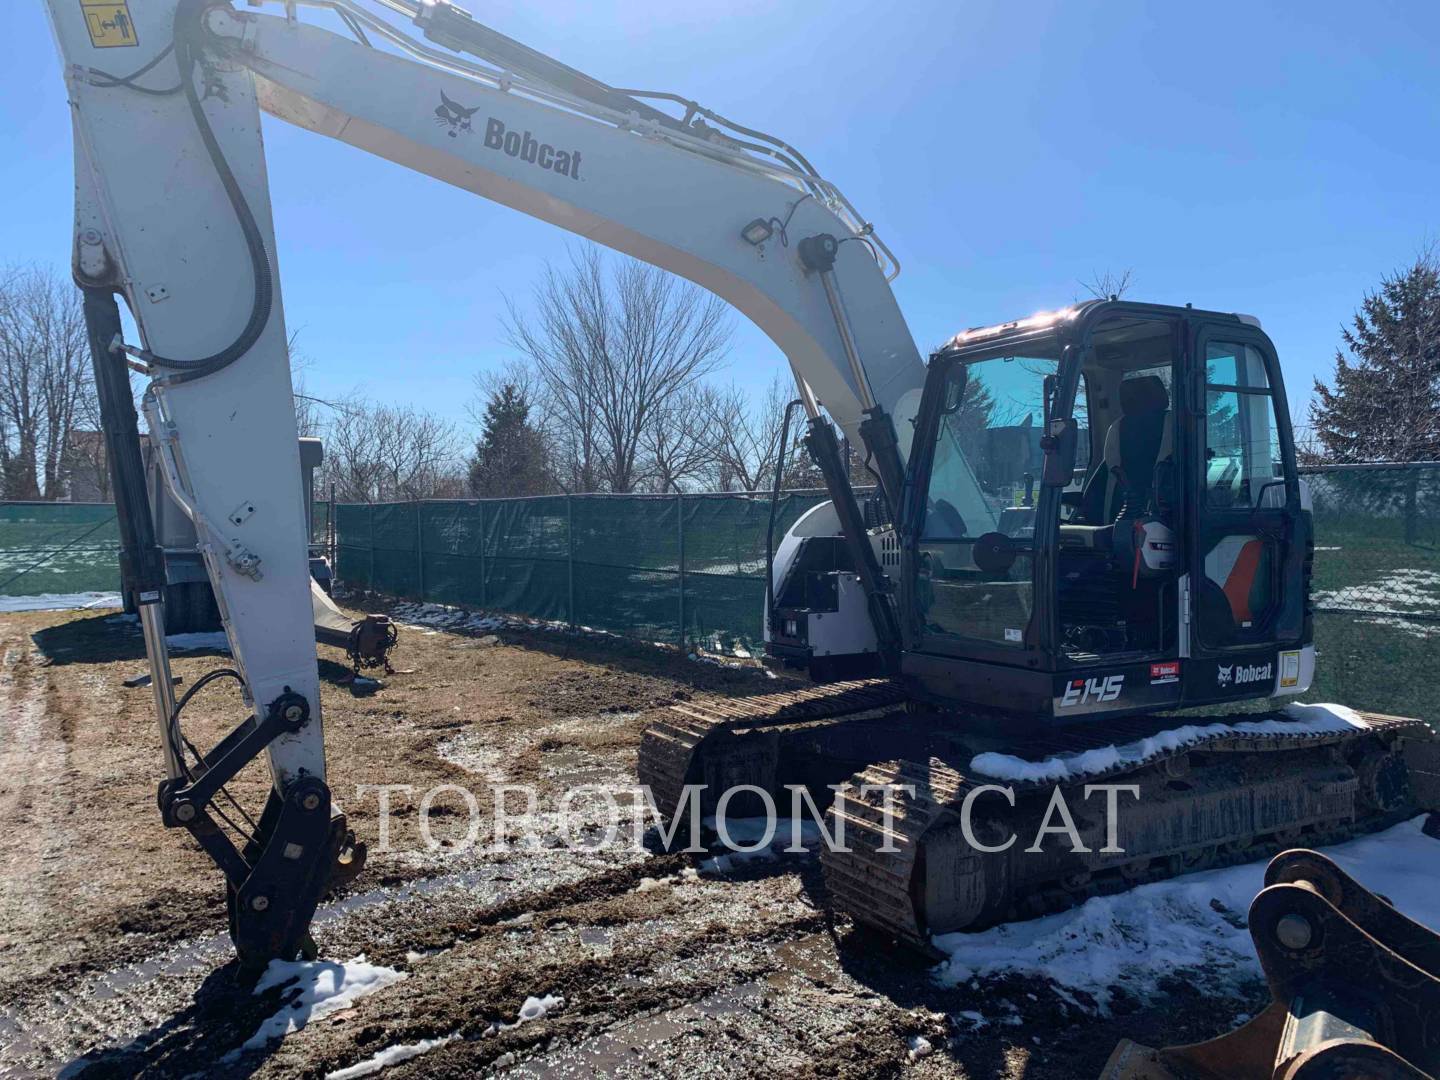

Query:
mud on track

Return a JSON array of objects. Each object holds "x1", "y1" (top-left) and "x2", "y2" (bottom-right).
[{"x1": 0, "y1": 606, "x2": 1262, "y2": 1079}]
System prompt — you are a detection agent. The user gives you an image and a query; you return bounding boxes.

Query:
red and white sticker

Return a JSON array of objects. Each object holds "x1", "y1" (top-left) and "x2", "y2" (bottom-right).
[{"x1": 1150, "y1": 661, "x2": 1180, "y2": 685}]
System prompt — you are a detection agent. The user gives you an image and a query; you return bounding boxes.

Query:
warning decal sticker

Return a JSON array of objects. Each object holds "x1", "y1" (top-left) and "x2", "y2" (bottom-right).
[{"x1": 81, "y1": 0, "x2": 138, "y2": 48}]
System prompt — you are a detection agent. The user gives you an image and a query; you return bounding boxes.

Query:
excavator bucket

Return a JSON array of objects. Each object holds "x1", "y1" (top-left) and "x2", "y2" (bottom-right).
[{"x1": 1101, "y1": 842, "x2": 1440, "y2": 1080}]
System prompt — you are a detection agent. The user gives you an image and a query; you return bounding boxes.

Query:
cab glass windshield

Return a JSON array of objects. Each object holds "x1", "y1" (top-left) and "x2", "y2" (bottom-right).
[{"x1": 918, "y1": 340, "x2": 1062, "y2": 646}]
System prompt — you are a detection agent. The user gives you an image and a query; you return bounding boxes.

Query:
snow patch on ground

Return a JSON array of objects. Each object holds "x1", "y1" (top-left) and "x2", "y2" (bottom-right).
[
  {"x1": 165, "y1": 631, "x2": 230, "y2": 652},
  {"x1": 518, "y1": 994, "x2": 563, "y2": 1022},
  {"x1": 905, "y1": 1034, "x2": 933, "y2": 1061},
  {"x1": 99, "y1": 613, "x2": 234, "y2": 653},
  {"x1": 1360, "y1": 614, "x2": 1440, "y2": 639},
  {"x1": 237, "y1": 956, "x2": 407, "y2": 1052},
  {"x1": 1314, "y1": 567, "x2": 1440, "y2": 615},
  {"x1": 970, "y1": 703, "x2": 1366, "y2": 784},
  {"x1": 953, "y1": 1010, "x2": 988, "y2": 1029},
  {"x1": 435, "y1": 730, "x2": 509, "y2": 782},
  {"x1": 931, "y1": 817, "x2": 1440, "y2": 1014},
  {"x1": 698, "y1": 817, "x2": 824, "y2": 874},
  {"x1": 324, "y1": 1034, "x2": 457, "y2": 1079},
  {"x1": 482, "y1": 992, "x2": 566, "y2": 1037},
  {"x1": 386, "y1": 598, "x2": 760, "y2": 660},
  {"x1": 633, "y1": 867, "x2": 700, "y2": 893},
  {"x1": 0, "y1": 591, "x2": 121, "y2": 612}
]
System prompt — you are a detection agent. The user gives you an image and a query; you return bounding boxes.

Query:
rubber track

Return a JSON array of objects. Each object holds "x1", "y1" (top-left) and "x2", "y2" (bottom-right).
[
  {"x1": 821, "y1": 711, "x2": 1431, "y2": 950},
  {"x1": 636, "y1": 679, "x2": 906, "y2": 816}
]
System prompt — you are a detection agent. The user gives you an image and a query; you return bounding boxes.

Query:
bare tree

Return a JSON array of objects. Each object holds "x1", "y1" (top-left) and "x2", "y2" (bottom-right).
[
  {"x1": 703, "y1": 374, "x2": 805, "y2": 492},
  {"x1": 0, "y1": 265, "x2": 95, "y2": 499},
  {"x1": 1078, "y1": 268, "x2": 1134, "y2": 302},
  {"x1": 67, "y1": 387, "x2": 114, "y2": 502},
  {"x1": 641, "y1": 384, "x2": 717, "y2": 492},
  {"x1": 287, "y1": 331, "x2": 329, "y2": 439},
  {"x1": 321, "y1": 395, "x2": 461, "y2": 502},
  {"x1": 504, "y1": 246, "x2": 731, "y2": 493}
]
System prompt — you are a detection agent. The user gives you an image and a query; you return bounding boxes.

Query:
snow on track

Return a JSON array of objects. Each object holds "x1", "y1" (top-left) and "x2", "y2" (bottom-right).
[
  {"x1": 969, "y1": 703, "x2": 1366, "y2": 784},
  {"x1": 931, "y1": 816, "x2": 1440, "y2": 1013}
]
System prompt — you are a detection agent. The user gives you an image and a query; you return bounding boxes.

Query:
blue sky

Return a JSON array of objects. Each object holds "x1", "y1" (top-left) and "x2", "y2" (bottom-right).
[{"x1": 6, "y1": 0, "x2": 1438, "y2": 436}]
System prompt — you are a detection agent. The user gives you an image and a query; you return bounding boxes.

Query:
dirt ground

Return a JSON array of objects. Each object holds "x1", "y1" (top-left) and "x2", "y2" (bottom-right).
[{"x1": 0, "y1": 603, "x2": 1264, "y2": 1079}]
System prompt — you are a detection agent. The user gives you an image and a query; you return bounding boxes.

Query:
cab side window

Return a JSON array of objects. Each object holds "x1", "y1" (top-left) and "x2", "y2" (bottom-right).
[{"x1": 1203, "y1": 343, "x2": 1282, "y2": 508}]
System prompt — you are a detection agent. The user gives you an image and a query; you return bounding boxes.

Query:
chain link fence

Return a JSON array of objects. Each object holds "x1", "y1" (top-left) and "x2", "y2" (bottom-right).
[{"x1": 1301, "y1": 462, "x2": 1439, "y2": 719}]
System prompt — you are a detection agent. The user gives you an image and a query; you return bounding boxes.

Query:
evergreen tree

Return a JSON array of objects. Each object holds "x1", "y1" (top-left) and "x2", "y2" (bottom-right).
[
  {"x1": 467, "y1": 383, "x2": 552, "y2": 497},
  {"x1": 1309, "y1": 251, "x2": 1440, "y2": 543},
  {"x1": 1310, "y1": 251, "x2": 1440, "y2": 463}
]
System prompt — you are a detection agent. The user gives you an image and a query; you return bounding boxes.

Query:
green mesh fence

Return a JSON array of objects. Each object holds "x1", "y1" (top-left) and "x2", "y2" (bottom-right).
[
  {"x1": 337, "y1": 491, "x2": 829, "y2": 649},
  {"x1": 0, "y1": 502, "x2": 121, "y2": 597},
  {"x1": 336, "y1": 467, "x2": 1440, "y2": 715},
  {"x1": 313, "y1": 500, "x2": 331, "y2": 547},
  {"x1": 1, "y1": 494, "x2": 324, "y2": 601},
  {"x1": 9, "y1": 464, "x2": 1425, "y2": 712}
]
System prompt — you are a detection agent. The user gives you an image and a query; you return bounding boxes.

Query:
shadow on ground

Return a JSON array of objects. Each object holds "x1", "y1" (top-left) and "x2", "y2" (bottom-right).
[{"x1": 61, "y1": 964, "x2": 284, "y2": 1080}]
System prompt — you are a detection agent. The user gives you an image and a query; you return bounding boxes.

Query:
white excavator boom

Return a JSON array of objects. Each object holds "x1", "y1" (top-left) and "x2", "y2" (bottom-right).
[{"x1": 41, "y1": 0, "x2": 926, "y2": 965}]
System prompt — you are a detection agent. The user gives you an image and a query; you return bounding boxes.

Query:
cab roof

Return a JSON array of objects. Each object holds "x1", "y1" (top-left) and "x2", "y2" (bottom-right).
[{"x1": 933, "y1": 299, "x2": 1260, "y2": 360}]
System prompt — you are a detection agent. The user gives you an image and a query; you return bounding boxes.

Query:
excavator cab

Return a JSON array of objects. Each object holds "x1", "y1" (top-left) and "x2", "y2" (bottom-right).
[{"x1": 900, "y1": 300, "x2": 1313, "y2": 722}]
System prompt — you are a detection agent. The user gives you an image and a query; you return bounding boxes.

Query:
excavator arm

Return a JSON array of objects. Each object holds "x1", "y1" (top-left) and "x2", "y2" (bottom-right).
[{"x1": 43, "y1": 0, "x2": 924, "y2": 968}]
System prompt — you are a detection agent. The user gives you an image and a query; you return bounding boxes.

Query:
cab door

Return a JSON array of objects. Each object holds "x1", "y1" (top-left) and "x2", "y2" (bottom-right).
[{"x1": 1183, "y1": 324, "x2": 1309, "y2": 699}]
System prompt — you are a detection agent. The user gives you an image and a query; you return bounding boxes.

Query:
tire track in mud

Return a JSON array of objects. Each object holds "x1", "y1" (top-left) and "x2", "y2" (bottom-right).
[
  {"x1": 0, "y1": 633, "x2": 108, "y2": 1078},
  {"x1": 0, "y1": 614, "x2": 961, "y2": 1078},
  {"x1": 0, "y1": 845, "x2": 727, "y2": 1076},
  {"x1": 0, "y1": 634, "x2": 80, "y2": 991},
  {"x1": 1, "y1": 844, "x2": 860, "y2": 1080},
  {"x1": 257, "y1": 872, "x2": 842, "y2": 1080}
]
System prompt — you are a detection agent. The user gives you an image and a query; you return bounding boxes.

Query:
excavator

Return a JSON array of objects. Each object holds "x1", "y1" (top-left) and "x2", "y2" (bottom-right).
[{"x1": 43, "y1": 0, "x2": 1440, "y2": 1073}]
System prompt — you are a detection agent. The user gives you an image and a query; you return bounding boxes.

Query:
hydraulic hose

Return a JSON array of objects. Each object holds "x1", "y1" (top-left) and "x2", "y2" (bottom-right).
[{"x1": 130, "y1": 0, "x2": 273, "y2": 384}]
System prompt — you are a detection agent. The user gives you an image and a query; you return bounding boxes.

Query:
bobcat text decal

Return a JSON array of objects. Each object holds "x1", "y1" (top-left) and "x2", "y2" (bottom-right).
[
  {"x1": 484, "y1": 118, "x2": 583, "y2": 179},
  {"x1": 1217, "y1": 662, "x2": 1272, "y2": 688},
  {"x1": 433, "y1": 97, "x2": 583, "y2": 179}
]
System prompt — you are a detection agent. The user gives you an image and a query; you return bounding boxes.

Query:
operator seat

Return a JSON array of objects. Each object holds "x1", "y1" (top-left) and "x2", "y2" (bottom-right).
[{"x1": 1078, "y1": 375, "x2": 1171, "y2": 524}]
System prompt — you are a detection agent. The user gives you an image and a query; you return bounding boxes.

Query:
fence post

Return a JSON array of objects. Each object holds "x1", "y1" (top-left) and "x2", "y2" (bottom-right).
[
  {"x1": 1405, "y1": 470, "x2": 1419, "y2": 546},
  {"x1": 566, "y1": 496, "x2": 576, "y2": 628},
  {"x1": 368, "y1": 502, "x2": 376, "y2": 594},
  {"x1": 415, "y1": 500, "x2": 425, "y2": 602},
  {"x1": 478, "y1": 499, "x2": 487, "y2": 609},
  {"x1": 677, "y1": 492, "x2": 686, "y2": 650}
]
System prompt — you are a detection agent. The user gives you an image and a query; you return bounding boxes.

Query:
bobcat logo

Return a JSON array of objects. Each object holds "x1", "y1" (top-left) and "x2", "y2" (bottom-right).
[
  {"x1": 434, "y1": 91, "x2": 479, "y2": 137},
  {"x1": 1216, "y1": 665, "x2": 1234, "y2": 686}
]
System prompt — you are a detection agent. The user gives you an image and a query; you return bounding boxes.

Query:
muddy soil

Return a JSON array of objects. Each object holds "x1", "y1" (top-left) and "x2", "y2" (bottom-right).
[{"x1": 0, "y1": 605, "x2": 1263, "y2": 1079}]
